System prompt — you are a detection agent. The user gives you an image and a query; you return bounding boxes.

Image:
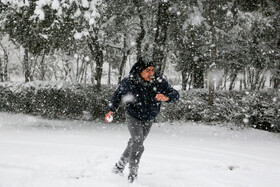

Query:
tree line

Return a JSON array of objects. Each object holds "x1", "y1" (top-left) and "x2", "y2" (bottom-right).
[{"x1": 0, "y1": 0, "x2": 279, "y2": 91}]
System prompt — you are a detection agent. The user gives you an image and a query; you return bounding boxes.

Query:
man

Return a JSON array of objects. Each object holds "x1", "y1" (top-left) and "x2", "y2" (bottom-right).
[{"x1": 105, "y1": 57, "x2": 179, "y2": 183}]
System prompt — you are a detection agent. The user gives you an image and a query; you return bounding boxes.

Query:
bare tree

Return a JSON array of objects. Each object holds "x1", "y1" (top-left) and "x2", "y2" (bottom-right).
[
  {"x1": 118, "y1": 31, "x2": 129, "y2": 84},
  {"x1": 0, "y1": 42, "x2": 9, "y2": 81},
  {"x1": 23, "y1": 48, "x2": 31, "y2": 82},
  {"x1": 209, "y1": 0, "x2": 216, "y2": 105},
  {"x1": 88, "y1": 34, "x2": 104, "y2": 90},
  {"x1": 133, "y1": 0, "x2": 146, "y2": 61},
  {"x1": 153, "y1": 0, "x2": 171, "y2": 75}
]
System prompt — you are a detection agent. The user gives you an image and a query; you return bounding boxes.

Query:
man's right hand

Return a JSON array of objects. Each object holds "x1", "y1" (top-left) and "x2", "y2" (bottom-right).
[
  {"x1": 155, "y1": 94, "x2": 169, "y2": 101},
  {"x1": 105, "y1": 111, "x2": 114, "y2": 123}
]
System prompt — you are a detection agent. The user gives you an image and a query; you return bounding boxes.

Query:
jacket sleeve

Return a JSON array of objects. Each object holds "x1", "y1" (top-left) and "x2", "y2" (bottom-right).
[
  {"x1": 108, "y1": 78, "x2": 129, "y2": 112},
  {"x1": 158, "y1": 77, "x2": 180, "y2": 103}
]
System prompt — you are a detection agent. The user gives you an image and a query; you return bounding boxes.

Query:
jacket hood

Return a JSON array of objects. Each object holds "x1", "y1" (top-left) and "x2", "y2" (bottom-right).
[{"x1": 129, "y1": 57, "x2": 155, "y2": 76}]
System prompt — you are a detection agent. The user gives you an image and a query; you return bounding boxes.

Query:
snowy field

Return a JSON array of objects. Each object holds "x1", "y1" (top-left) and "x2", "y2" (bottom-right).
[{"x1": 0, "y1": 112, "x2": 280, "y2": 187}]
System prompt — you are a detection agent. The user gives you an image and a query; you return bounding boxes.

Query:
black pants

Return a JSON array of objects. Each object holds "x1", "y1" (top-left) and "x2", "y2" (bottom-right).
[{"x1": 117, "y1": 114, "x2": 153, "y2": 175}]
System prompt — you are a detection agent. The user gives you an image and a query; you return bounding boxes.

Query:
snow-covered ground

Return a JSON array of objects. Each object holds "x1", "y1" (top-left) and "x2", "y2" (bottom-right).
[{"x1": 0, "y1": 112, "x2": 279, "y2": 187}]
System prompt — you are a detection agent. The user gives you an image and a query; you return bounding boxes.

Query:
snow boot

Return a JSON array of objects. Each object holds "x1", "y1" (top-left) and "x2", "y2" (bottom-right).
[
  {"x1": 128, "y1": 173, "x2": 137, "y2": 183},
  {"x1": 112, "y1": 163, "x2": 124, "y2": 176},
  {"x1": 128, "y1": 165, "x2": 138, "y2": 183}
]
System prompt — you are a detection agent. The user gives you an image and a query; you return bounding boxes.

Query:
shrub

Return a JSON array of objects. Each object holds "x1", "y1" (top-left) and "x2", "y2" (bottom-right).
[{"x1": 0, "y1": 82, "x2": 279, "y2": 132}]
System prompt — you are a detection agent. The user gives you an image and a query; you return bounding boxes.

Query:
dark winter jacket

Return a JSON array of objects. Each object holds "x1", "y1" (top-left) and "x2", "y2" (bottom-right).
[{"x1": 108, "y1": 62, "x2": 179, "y2": 121}]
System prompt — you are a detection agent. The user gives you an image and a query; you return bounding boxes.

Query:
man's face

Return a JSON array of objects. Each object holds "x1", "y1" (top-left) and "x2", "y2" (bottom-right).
[{"x1": 140, "y1": 66, "x2": 155, "y2": 82}]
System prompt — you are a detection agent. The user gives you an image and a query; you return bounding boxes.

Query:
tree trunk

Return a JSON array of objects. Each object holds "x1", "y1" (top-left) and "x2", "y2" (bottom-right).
[
  {"x1": 63, "y1": 60, "x2": 70, "y2": 81},
  {"x1": 208, "y1": 75, "x2": 214, "y2": 105},
  {"x1": 88, "y1": 36, "x2": 104, "y2": 90},
  {"x1": 257, "y1": 70, "x2": 266, "y2": 90},
  {"x1": 132, "y1": 0, "x2": 146, "y2": 61},
  {"x1": 136, "y1": 8, "x2": 145, "y2": 61},
  {"x1": 76, "y1": 56, "x2": 80, "y2": 81},
  {"x1": 40, "y1": 53, "x2": 46, "y2": 81},
  {"x1": 229, "y1": 70, "x2": 238, "y2": 91},
  {"x1": 188, "y1": 73, "x2": 192, "y2": 90},
  {"x1": 78, "y1": 59, "x2": 86, "y2": 83},
  {"x1": 90, "y1": 62, "x2": 95, "y2": 84},
  {"x1": 181, "y1": 70, "x2": 188, "y2": 91},
  {"x1": 274, "y1": 67, "x2": 280, "y2": 89},
  {"x1": 107, "y1": 51, "x2": 111, "y2": 85},
  {"x1": 193, "y1": 62, "x2": 204, "y2": 88},
  {"x1": 3, "y1": 49, "x2": 8, "y2": 81},
  {"x1": 274, "y1": 76, "x2": 280, "y2": 89},
  {"x1": 0, "y1": 47, "x2": 9, "y2": 81},
  {"x1": 24, "y1": 48, "x2": 31, "y2": 82},
  {"x1": 0, "y1": 57, "x2": 3, "y2": 82},
  {"x1": 223, "y1": 68, "x2": 228, "y2": 90},
  {"x1": 253, "y1": 68, "x2": 261, "y2": 90},
  {"x1": 247, "y1": 68, "x2": 253, "y2": 89},
  {"x1": 118, "y1": 32, "x2": 128, "y2": 84},
  {"x1": 209, "y1": 0, "x2": 216, "y2": 105},
  {"x1": 259, "y1": 76, "x2": 266, "y2": 90},
  {"x1": 82, "y1": 61, "x2": 89, "y2": 84},
  {"x1": 0, "y1": 44, "x2": 5, "y2": 81},
  {"x1": 160, "y1": 50, "x2": 168, "y2": 76},
  {"x1": 153, "y1": 1, "x2": 170, "y2": 75},
  {"x1": 243, "y1": 70, "x2": 247, "y2": 89},
  {"x1": 95, "y1": 50, "x2": 103, "y2": 90}
]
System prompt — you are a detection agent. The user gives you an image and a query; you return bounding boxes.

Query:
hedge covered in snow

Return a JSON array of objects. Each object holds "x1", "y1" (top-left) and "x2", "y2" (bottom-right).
[
  {"x1": 0, "y1": 82, "x2": 279, "y2": 132},
  {"x1": 0, "y1": 82, "x2": 115, "y2": 121},
  {"x1": 160, "y1": 89, "x2": 280, "y2": 132}
]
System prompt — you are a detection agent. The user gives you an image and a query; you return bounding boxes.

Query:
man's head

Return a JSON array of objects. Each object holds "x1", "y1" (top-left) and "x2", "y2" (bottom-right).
[
  {"x1": 140, "y1": 66, "x2": 155, "y2": 81},
  {"x1": 130, "y1": 57, "x2": 155, "y2": 81}
]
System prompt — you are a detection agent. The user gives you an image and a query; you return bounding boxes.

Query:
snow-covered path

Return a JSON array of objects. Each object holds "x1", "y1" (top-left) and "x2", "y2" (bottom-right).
[{"x1": 0, "y1": 112, "x2": 279, "y2": 187}]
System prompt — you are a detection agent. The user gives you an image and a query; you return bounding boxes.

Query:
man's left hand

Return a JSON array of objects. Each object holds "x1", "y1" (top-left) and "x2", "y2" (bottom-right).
[{"x1": 155, "y1": 94, "x2": 169, "y2": 101}]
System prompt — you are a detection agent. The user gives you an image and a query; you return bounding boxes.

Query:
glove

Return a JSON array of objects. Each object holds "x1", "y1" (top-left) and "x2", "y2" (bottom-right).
[
  {"x1": 105, "y1": 111, "x2": 114, "y2": 123},
  {"x1": 155, "y1": 94, "x2": 169, "y2": 101}
]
